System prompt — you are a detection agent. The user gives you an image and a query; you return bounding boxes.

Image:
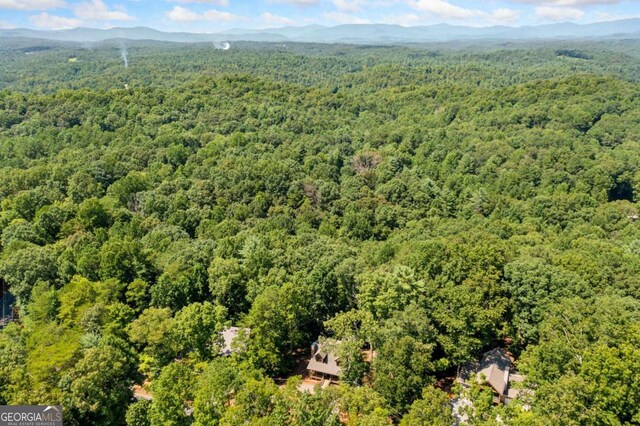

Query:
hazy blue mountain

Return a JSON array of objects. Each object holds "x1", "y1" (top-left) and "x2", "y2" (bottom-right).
[
  {"x1": 1, "y1": 19, "x2": 639, "y2": 45},
  {"x1": 223, "y1": 25, "x2": 326, "y2": 37},
  {"x1": 0, "y1": 27, "x2": 210, "y2": 43}
]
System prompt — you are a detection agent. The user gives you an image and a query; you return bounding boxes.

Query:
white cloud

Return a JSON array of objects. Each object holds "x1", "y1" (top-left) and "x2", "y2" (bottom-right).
[
  {"x1": 165, "y1": 5, "x2": 242, "y2": 22},
  {"x1": 535, "y1": 6, "x2": 584, "y2": 20},
  {"x1": 406, "y1": 0, "x2": 520, "y2": 24},
  {"x1": 382, "y1": 12, "x2": 424, "y2": 26},
  {"x1": 171, "y1": 0, "x2": 229, "y2": 5},
  {"x1": 268, "y1": 0, "x2": 319, "y2": 6},
  {"x1": 332, "y1": 0, "x2": 366, "y2": 13},
  {"x1": 201, "y1": 8, "x2": 243, "y2": 20},
  {"x1": 72, "y1": 0, "x2": 135, "y2": 21},
  {"x1": 324, "y1": 11, "x2": 370, "y2": 24},
  {"x1": 166, "y1": 6, "x2": 199, "y2": 21},
  {"x1": 489, "y1": 8, "x2": 521, "y2": 23},
  {"x1": 259, "y1": 12, "x2": 296, "y2": 26},
  {"x1": 29, "y1": 12, "x2": 82, "y2": 28},
  {"x1": 409, "y1": 0, "x2": 476, "y2": 19},
  {"x1": 0, "y1": 0, "x2": 65, "y2": 10},
  {"x1": 515, "y1": 0, "x2": 620, "y2": 5}
]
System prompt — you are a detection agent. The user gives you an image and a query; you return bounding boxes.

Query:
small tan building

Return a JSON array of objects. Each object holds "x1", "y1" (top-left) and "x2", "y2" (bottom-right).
[
  {"x1": 457, "y1": 347, "x2": 524, "y2": 404},
  {"x1": 306, "y1": 340, "x2": 342, "y2": 382}
]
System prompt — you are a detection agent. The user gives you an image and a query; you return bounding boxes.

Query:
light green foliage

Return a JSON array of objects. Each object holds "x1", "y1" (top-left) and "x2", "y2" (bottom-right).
[
  {"x1": 357, "y1": 266, "x2": 426, "y2": 320},
  {"x1": 68, "y1": 172, "x2": 103, "y2": 204},
  {"x1": 57, "y1": 276, "x2": 97, "y2": 326},
  {"x1": 338, "y1": 385, "x2": 391, "y2": 425},
  {"x1": 244, "y1": 284, "x2": 308, "y2": 374},
  {"x1": 273, "y1": 379, "x2": 341, "y2": 426},
  {"x1": 219, "y1": 377, "x2": 278, "y2": 426},
  {"x1": 193, "y1": 358, "x2": 245, "y2": 426},
  {"x1": 171, "y1": 301, "x2": 227, "y2": 360},
  {"x1": 150, "y1": 362, "x2": 195, "y2": 426},
  {"x1": 25, "y1": 281, "x2": 58, "y2": 325},
  {"x1": 126, "y1": 278, "x2": 150, "y2": 312},
  {"x1": 0, "y1": 244, "x2": 58, "y2": 301},
  {"x1": 126, "y1": 400, "x2": 152, "y2": 426},
  {"x1": 373, "y1": 336, "x2": 436, "y2": 413},
  {"x1": 61, "y1": 340, "x2": 137, "y2": 425},
  {"x1": 522, "y1": 299, "x2": 640, "y2": 424},
  {"x1": 330, "y1": 338, "x2": 368, "y2": 386},
  {"x1": 400, "y1": 387, "x2": 452, "y2": 426},
  {"x1": 127, "y1": 307, "x2": 174, "y2": 373},
  {"x1": 503, "y1": 257, "x2": 589, "y2": 344},
  {"x1": 0, "y1": 324, "x2": 26, "y2": 405}
]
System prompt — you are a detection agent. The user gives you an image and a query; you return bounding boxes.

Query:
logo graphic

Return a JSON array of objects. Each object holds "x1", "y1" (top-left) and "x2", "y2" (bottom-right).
[{"x1": 0, "y1": 405, "x2": 63, "y2": 426}]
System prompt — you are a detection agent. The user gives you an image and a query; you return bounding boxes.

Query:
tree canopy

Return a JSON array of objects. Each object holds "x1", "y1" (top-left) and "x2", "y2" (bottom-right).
[{"x1": 0, "y1": 37, "x2": 639, "y2": 425}]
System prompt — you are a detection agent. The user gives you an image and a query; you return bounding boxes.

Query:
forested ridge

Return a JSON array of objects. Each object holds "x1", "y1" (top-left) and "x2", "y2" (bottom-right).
[{"x1": 0, "y1": 39, "x2": 639, "y2": 425}]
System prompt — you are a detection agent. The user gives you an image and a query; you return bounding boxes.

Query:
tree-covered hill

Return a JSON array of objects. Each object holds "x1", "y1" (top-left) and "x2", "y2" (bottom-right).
[
  {"x1": 0, "y1": 40, "x2": 639, "y2": 425},
  {"x1": 3, "y1": 38, "x2": 640, "y2": 92}
]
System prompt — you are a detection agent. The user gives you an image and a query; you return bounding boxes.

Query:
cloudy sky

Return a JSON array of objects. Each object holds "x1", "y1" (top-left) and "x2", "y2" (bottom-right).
[{"x1": 0, "y1": 0, "x2": 638, "y2": 32}]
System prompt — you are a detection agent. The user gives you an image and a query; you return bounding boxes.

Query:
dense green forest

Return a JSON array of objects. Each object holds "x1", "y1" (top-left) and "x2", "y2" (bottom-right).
[{"x1": 0, "y1": 38, "x2": 639, "y2": 425}]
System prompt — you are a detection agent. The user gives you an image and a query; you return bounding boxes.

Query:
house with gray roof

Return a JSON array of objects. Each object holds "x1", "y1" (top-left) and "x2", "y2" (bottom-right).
[
  {"x1": 306, "y1": 340, "x2": 342, "y2": 382},
  {"x1": 457, "y1": 347, "x2": 524, "y2": 404}
]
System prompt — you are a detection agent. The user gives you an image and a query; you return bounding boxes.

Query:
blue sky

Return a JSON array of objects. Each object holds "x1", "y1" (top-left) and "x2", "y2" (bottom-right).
[{"x1": 0, "y1": 0, "x2": 639, "y2": 32}]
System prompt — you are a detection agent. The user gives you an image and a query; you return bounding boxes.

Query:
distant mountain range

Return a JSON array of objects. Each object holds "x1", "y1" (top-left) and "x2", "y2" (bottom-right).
[{"x1": 2, "y1": 19, "x2": 640, "y2": 45}]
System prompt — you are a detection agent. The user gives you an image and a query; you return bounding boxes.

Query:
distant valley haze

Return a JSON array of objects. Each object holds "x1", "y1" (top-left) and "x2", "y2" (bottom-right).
[{"x1": 2, "y1": 19, "x2": 640, "y2": 45}]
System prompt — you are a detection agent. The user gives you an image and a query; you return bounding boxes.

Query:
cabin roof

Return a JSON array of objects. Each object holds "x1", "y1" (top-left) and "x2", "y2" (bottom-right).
[
  {"x1": 458, "y1": 347, "x2": 513, "y2": 396},
  {"x1": 306, "y1": 340, "x2": 342, "y2": 377}
]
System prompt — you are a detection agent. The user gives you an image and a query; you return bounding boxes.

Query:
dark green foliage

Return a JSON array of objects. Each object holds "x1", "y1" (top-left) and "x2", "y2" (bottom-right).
[
  {"x1": 400, "y1": 387, "x2": 452, "y2": 426},
  {"x1": 373, "y1": 336, "x2": 435, "y2": 414}
]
